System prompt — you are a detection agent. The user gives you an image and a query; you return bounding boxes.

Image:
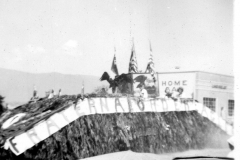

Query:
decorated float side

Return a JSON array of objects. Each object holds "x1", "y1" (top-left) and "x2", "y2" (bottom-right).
[{"x1": 0, "y1": 41, "x2": 233, "y2": 159}]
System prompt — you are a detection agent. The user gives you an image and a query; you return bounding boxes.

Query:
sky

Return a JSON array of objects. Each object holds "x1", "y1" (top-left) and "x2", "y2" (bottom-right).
[{"x1": 0, "y1": 0, "x2": 233, "y2": 77}]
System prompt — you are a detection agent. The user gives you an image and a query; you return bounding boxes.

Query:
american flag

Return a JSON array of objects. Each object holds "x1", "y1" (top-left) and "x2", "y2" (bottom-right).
[
  {"x1": 111, "y1": 53, "x2": 119, "y2": 75},
  {"x1": 145, "y1": 41, "x2": 156, "y2": 82},
  {"x1": 128, "y1": 42, "x2": 138, "y2": 73}
]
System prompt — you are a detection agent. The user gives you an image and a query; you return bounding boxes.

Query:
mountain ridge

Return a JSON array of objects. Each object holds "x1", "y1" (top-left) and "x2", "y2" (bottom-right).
[{"x1": 0, "y1": 68, "x2": 107, "y2": 106}]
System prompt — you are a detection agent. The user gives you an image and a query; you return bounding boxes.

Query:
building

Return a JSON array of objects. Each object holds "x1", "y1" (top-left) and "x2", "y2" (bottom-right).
[{"x1": 157, "y1": 71, "x2": 234, "y2": 123}]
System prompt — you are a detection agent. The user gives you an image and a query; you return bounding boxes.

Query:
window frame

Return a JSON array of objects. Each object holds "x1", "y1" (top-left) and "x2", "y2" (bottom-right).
[
  {"x1": 228, "y1": 100, "x2": 234, "y2": 116},
  {"x1": 203, "y1": 97, "x2": 216, "y2": 112}
]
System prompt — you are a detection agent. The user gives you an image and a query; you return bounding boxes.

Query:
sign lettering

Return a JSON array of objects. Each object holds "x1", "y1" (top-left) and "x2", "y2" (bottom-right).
[
  {"x1": 162, "y1": 80, "x2": 187, "y2": 86},
  {"x1": 88, "y1": 98, "x2": 97, "y2": 113},
  {"x1": 26, "y1": 128, "x2": 41, "y2": 144},
  {"x1": 212, "y1": 85, "x2": 227, "y2": 89},
  {"x1": 158, "y1": 73, "x2": 195, "y2": 98},
  {"x1": 100, "y1": 98, "x2": 109, "y2": 112}
]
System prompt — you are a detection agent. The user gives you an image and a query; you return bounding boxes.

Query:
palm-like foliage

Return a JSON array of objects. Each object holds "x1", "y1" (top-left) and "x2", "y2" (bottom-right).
[{"x1": 0, "y1": 95, "x2": 5, "y2": 116}]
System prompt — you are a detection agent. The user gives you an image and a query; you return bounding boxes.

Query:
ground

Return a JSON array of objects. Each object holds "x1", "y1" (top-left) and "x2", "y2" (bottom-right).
[{"x1": 82, "y1": 148, "x2": 230, "y2": 160}]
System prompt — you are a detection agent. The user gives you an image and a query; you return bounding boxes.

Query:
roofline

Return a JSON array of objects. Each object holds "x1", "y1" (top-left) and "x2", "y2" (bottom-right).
[{"x1": 156, "y1": 71, "x2": 234, "y2": 78}]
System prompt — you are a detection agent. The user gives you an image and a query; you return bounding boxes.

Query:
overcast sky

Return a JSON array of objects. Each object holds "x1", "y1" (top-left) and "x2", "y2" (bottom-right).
[{"x1": 0, "y1": 0, "x2": 233, "y2": 77}]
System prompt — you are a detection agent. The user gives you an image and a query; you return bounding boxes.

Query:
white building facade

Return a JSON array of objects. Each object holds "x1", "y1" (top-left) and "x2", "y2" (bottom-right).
[{"x1": 157, "y1": 71, "x2": 234, "y2": 123}]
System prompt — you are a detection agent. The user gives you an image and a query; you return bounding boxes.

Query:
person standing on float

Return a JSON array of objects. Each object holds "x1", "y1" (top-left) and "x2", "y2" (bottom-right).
[{"x1": 139, "y1": 84, "x2": 148, "y2": 99}]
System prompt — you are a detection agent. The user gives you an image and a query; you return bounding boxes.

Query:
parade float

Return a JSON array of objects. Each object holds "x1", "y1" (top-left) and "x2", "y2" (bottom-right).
[{"x1": 0, "y1": 43, "x2": 233, "y2": 160}]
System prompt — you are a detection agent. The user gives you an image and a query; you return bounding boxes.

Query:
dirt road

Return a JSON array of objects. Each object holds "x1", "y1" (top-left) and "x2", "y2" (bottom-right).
[{"x1": 82, "y1": 148, "x2": 230, "y2": 160}]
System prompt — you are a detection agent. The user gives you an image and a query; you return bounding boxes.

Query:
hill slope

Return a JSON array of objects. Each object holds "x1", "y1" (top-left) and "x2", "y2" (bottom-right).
[
  {"x1": 0, "y1": 96, "x2": 229, "y2": 159},
  {"x1": 0, "y1": 68, "x2": 107, "y2": 105}
]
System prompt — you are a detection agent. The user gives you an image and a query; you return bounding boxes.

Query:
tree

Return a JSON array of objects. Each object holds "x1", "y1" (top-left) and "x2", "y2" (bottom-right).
[
  {"x1": 93, "y1": 85, "x2": 109, "y2": 96},
  {"x1": 0, "y1": 95, "x2": 6, "y2": 116}
]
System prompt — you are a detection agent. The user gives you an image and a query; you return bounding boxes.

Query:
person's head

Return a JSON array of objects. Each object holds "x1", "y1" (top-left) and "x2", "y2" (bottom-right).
[
  {"x1": 45, "y1": 91, "x2": 50, "y2": 97},
  {"x1": 139, "y1": 84, "x2": 144, "y2": 90},
  {"x1": 145, "y1": 77, "x2": 155, "y2": 87},
  {"x1": 165, "y1": 87, "x2": 170, "y2": 93},
  {"x1": 177, "y1": 87, "x2": 184, "y2": 94}
]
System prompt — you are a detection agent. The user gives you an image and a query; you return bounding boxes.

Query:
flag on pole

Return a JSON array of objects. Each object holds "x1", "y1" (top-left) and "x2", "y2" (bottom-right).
[
  {"x1": 128, "y1": 42, "x2": 138, "y2": 73},
  {"x1": 81, "y1": 81, "x2": 84, "y2": 96},
  {"x1": 33, "y1": 85, "x2": 37, "y2": 98},
  {"x1": 145, "y1": 41, "x2": 155, "y2": 73},
  {"x1": 111, "y1": 53, "x2": 119, "y2": 75},
  {"x1": 145, "y1": 41, "x2": 156, "y2": 82}
]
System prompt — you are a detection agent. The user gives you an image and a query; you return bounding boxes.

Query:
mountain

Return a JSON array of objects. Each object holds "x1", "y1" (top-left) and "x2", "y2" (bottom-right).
[{"x1": 0, "y1": 68, "x2": 107, "y2": 106}]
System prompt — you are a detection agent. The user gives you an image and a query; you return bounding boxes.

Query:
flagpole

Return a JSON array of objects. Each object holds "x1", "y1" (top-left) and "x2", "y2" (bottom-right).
[
  {"x1": 111, "y1": 49, "x2": 119, "y2": 76},
  {"x1": 114, "y1": 46, "x2": 119, "y2": 76},
  {"x1": 114, "y1": 46, "x2": 116, "y2": 74},
  {"x1": 132, "y1": 38, "x2": 137, "y2": 66},
  {"x1": 81, "y1": 81, "x2": 84, "y2": 96},
  {"x1": 129, "y1": 38, "x2": 138, "y2": 73},
  {"x1": 149, "y1": 39, "x2": 152, "y2": 52}
]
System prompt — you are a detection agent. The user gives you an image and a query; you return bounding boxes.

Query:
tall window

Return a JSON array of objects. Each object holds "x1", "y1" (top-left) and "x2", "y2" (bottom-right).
[
  {"x1": 203, "y1": 97, "x2": 216, "y2": 111},
  {"x1": 228, "y1": 100, "x2": 234, "y2": 116}
]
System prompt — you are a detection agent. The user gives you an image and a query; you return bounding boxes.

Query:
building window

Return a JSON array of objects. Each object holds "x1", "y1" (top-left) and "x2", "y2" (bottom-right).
[
  {"x1": 203, "y1": 97, "x2": 216, "y2": 111},
  {"x1": 228, "y1": 100, "x2": 234, "y2": 116}
]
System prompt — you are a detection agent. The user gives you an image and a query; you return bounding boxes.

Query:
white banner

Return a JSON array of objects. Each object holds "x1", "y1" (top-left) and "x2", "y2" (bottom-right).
[{"x1": 3, "y1": 97, "x2": 233, "y2": 155}]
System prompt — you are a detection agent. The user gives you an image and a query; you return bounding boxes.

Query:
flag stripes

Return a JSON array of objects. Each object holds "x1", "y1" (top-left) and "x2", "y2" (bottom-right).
[
  {"x1": 145, "y1": 41, "x2": 156, "y2": 82},
  {"x1": 129, "y1": 42, "x2": 138, "y2": 73}
]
